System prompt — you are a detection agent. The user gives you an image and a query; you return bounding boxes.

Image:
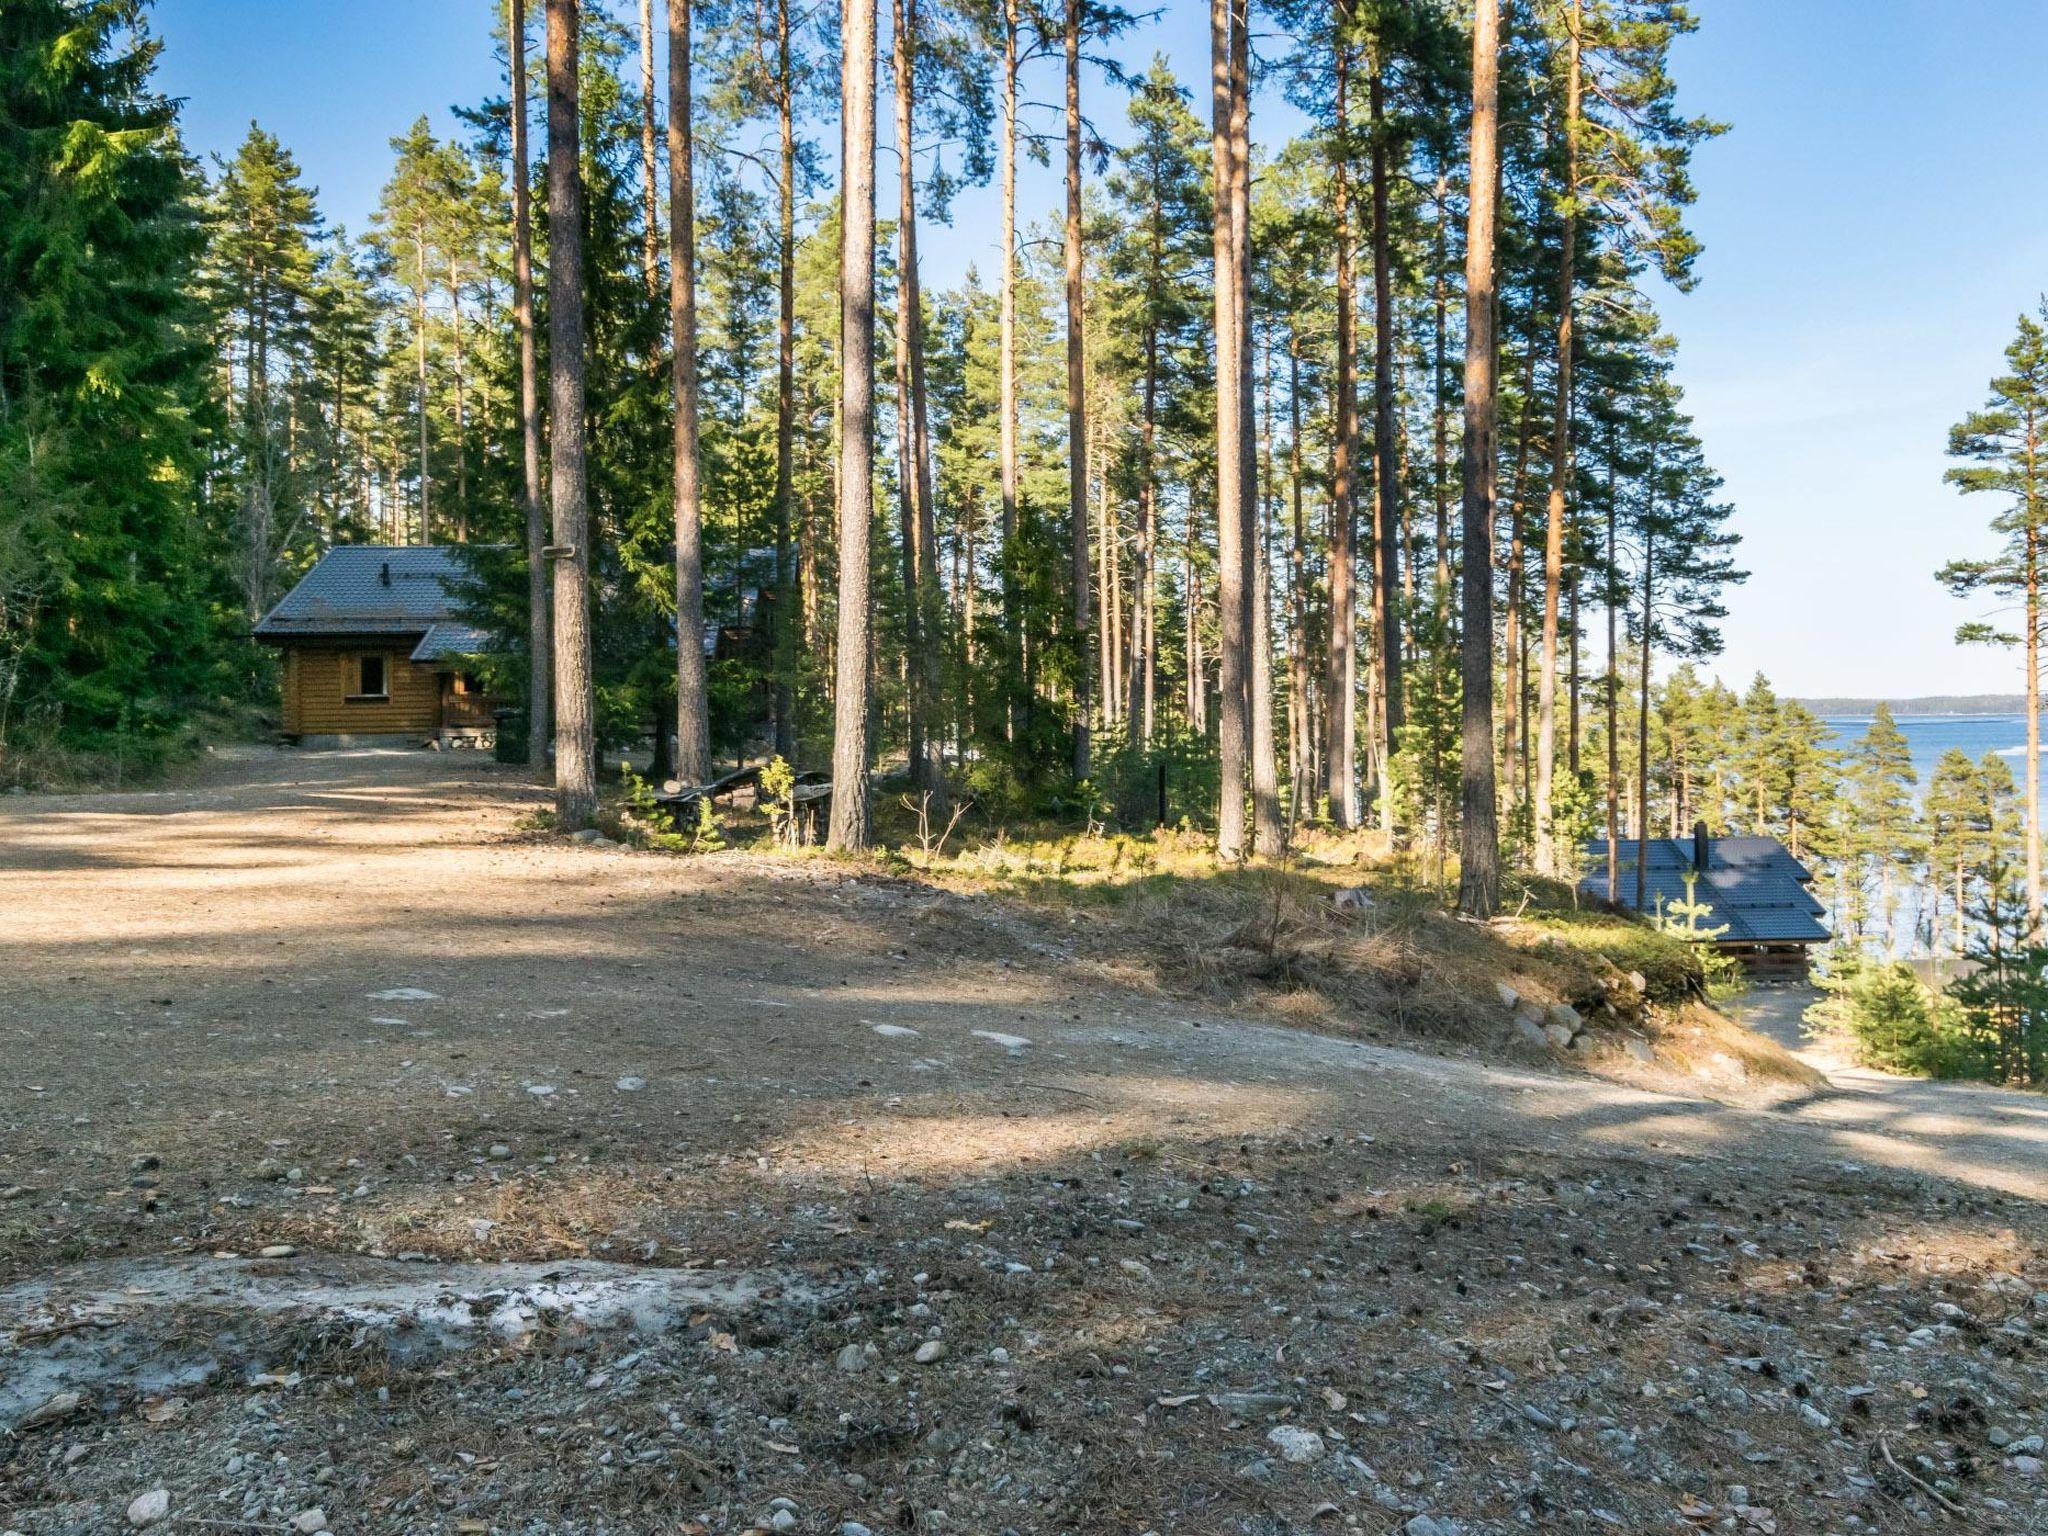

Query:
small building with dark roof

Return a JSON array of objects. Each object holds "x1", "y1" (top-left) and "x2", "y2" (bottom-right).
[
  {"x1": 255, "y1": 546, "x2": 501, "y2": 747},
  {"x1": 1580, "y1": 824, "x2": 1831, "y2": 980}
]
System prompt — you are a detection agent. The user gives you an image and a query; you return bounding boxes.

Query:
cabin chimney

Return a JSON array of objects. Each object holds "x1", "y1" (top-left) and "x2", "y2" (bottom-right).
[
  {"x1": 1692, "y1": 820, "x2": 1710, "y2": 874},
  {"x1": 379, "y1": 560, "x2": 391, "y2": 587}
]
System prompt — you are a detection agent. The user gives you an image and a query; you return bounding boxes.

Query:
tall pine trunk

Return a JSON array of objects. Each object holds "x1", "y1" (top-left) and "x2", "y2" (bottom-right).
[
  {"x1": 772, "y1": 0, "x2": 798, "y2": 762},
  {"x1": 1064, "y1": 0, "x2": 1092, "y2": 782},
  {"x1": 545, "y1": 0, "x2": 597, "y2": 828},
  {"x1": 827, "y1": 0, "x2": 878, "y2": 852},
  {"x1": 510, "y1": 0, "x2": 550, "y2": 769},
  {"x1": 639, "y1": 0, "x2": 661, "y2": 297},
  {"x1": 1535, "y1": 0, "x2": 1581, "y2": 874},
  {"x1": 1368, "y1": 48, "x2": 1402, "y2": 816},
  {"x1": 1456, "y1": 0, "x2": 1500, "y2": 917},
  {"x1": 669, "y1": 0, "x2": 710, "y2": 784},
  {"x1": 1635, "y1": 524, "x2": 1654, "y2": 911},
  {"x1": 997, "y1": 0, "x2": 1021, "y2": 723},
  {"x1": 1324, "y1": 1, "x2": 1359, "y2": 829},
  {"x1": 894, "y1": 0, "x2": 945, "y2": 807},
  {"x1": 414, "y1": 223, "x2": 432, "y2": 544},
  {"x1": 1212, "y1": 0, "x2": 1249, "y2": 859}
]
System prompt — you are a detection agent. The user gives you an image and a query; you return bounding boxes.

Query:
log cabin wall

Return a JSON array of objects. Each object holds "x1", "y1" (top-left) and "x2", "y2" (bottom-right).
[{"x1": 282, "y1": 643, "x2": 441, "y2": 736}]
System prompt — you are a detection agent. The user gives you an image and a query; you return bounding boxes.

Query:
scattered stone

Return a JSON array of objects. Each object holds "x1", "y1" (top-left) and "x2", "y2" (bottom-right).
[
  {"x1": 970, "y1": 1030, "x2": 1031, "y2": 1052},
  {"x1": 870, "y1": 1023, "x2": 920, "y2": 1038},
  {"x1": 835, "y1": 1343, "x2": 870, "y2": 1374},
  {"x1": 126, "y1": 1490, "x2": 169, "y2": 1528},
  {"x1": 614, "y1": 1076, "x2": 645, "y2": 1091},
  {"x1": 1543, "y1": 1023, "x2": 1574, "y2": 1050},
  {"x1": 257, "y1": 1244, "x2": 296, "y2": 1259},
  {"x1": 1266, "y1": 1425, "x2": 1326, "y2": 1464},
  {"x1": 1546, "y1": 1002, "x2": 1583, "y2": 1033},
  {"x1": 1332, "y1": 887, "x2": 1376, "y2": 914},
  {"x1": 568, "y1": 828, "x2": 612, "y2": 845},
  {"x1": 17, "y1": 1390, "x2": 84, "y2": 1431},
  {"x1": 1512, "y1": 1017, "x2": 1549, "y2": 1050},
  {"x1": 1624, "y1": 1037, "x2": 1655, "y2": 1064},
  {"x1": 913, "y1": 1339, "x2": 948, "y2": 1364},
  {"x1": 368, "y1": 988, "x2": 439, "y2": 1001},
  {"x1": 1495, "y1": 981, "x2": 1519, "y2": 1010},
  {"x1": 769, "y1": 1510, "x2": 798, "y2": 1533},
  {"x1": 1404, "y1": 1518, "x2": 1462, "y2": 1536},
  {"x1": 841, "y1": 1525, "x2": 875, "y2": 1536},
  {"x1": 291, "y1": 1510, "x2": 329, "y2": 1534}
]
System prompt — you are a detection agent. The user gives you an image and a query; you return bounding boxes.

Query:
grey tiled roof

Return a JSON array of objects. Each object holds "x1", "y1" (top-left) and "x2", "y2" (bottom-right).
[
  {"x1": 411, "y1": 622, "x2": 494, "y2": 662},
  {"x1": 1581, "y1": 836, "x2": 1831, "y2": 945},
  {"x1": 255, "y1": 546, "x2": 492, "y2": 643}
]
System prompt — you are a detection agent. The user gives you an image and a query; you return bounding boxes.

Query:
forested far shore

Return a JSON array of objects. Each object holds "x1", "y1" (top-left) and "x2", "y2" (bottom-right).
[{"x1": 1795, "y1": 695, "x2": 2030, "y2": 718}]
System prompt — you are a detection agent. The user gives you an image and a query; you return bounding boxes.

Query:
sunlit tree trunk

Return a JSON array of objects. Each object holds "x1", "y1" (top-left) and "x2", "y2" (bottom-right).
[
  {"x1": 1535, "y1": 0, "x2": 1581, "y2": 873},
  {"x1": 827, "y1": 0, "x2": 878, "y2": 852},
  {"x1": 1064, "y1": 0, "x2": 1092, "y2": 782},
  {"x1": 1457, "y1": 0, "x2": 1500, "y2": 916},
  {"x1": 1368, "y1": 46, "x2": 1401, "y2": 820},
  {"x1": 893, "y1": 0, "x2": 945, "y2": 806},
  {"x1": 771, "y1": 0, "x2": 798, "y2": 762},
  {"x1": 1325, "y1": 1, "x2": 1359, "y2": 828},
  {"x1": 1211, "y1": 0, "x2": 1249, "y2": 858},
  {"x1": 668, "y1": 0, "x2": 709, "y2": 784},
  {"x1": 998, "y1": 0, "x2": 1021, "y2": 722},
  {"x1": 638, "y1": 0, "x2": 661, "y2": 297},
  {"x1": 545, "y1": 0, "x2": 597, "y2": 827},
  {"x1": 510, "y1": 0, "x2": 550, "y2": 769}
]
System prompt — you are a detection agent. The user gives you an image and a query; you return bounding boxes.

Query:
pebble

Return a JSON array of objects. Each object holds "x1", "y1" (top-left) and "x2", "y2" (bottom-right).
[
  {"x1": 835, "y1": 1343, "x2": 870, "y2": 1374},
  {"x1": 126, "y1": 1490, "x2": 169, "y2": 1528},
  {"x1": 1266, "y1": 1425, "x2": 1326, "y2": 1464},
  {"x1": 18, "y1": 1391, "x2": 83, "y2": 1430},
  {"x1": 913, "y1": 1340, "x2": 948, "y2": 1364},
  {"x1": 770, "y1": 1511, "x2": 798, "y2": 1533},
  {"x1": 489, "y1": 1144, "x2": 512, "y2": 1160},
  {"x1": 615, "y1": 1076, "x2": 645, "y2": 1091},
  {"x1": 841, "y1": 1525, "x2": 875, "y2": 1536},
  {"x1": 1404, "y1": 1518, "x2": 1462, "y2": 1536},
  {"x1": 258, "y1": 1244, "x2": 296, "y2": 1259},
  {"x1": 291, "y1": 1511, "x2": 329, "y2": 1534}
]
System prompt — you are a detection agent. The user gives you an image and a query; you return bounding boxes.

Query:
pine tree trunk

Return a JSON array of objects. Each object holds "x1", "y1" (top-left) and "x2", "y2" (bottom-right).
[
  {"x1": 1636, "y1": 527, "x2": 1653, "y2": 912},
  {"x1": 827, "y1": 0, "x2": 878, "y2": 852},
  {"x1": 2028, "y1": 413, "x2": 2041, "y2": 931},
  {"x1": 639, "y1": 0, "x2": 661, "y2": 298},
  {"x1": 1456, "y1": 0, "x2": 1500, "y2": 917},
  {"x1": 669, "y1": 0, "x2": 710, "y2": 786},
  {"x1": 1233, "y1": 5, "x2": 1280, "y2": 856},
  {"x1": 1325, "y1": 3, "x2": 1359, "y2": 829},
  {"x1": 545, "y1": 0, "x2": 597, "y2": 828},
  {"x1": 448, "y1": 255, "x2": 467, "y2": 539},
  {"x1": 1369, "y1": 50, "x2": 1402, "y2": 786},
  {"x1": 1431, "y1": 170, "x2": 1451, "y2": 607},
  {"x1": 772, "y1": 0, "x2": 798, "y2": 762},
  {"x1": 1212, "y1": 0, "x2": 1249, "y2": 858},
  {"x1": 1288, "y1": 334, "x2": 1313, "y2": 821},
  {"x1": 1534, "y1": 0, "x2": 1581, "y2": 874},
  {"x1": 1064, "y1": 0, "x2": 1092, "y2": 783},
  {"x1": 894, "y1": 0, "x2": 945, "y2": 808},
  {"x1": 998, "y1": 0, "x2": 1021, "y2": 725},
  {"x1": 1604, "y1": 455, "x2": 1619, "y2": 899},
  {"x1": 415, "y1": 223, "x2": 432, "y2": 544},
  {"x1": 1128, "y1": 311, "x2": 1159, "y2": 739}
]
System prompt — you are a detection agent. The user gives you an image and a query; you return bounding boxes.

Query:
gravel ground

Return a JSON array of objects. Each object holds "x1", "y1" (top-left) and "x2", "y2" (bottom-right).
[{"x1": 2, "y1": 748, "x2": 2045, "y2": 1536}]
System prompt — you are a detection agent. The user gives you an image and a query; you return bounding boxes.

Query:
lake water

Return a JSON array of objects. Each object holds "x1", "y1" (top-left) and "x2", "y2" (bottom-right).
[{"x1": 1820, "y1": 714, "x2": 2040, "y2": 810}]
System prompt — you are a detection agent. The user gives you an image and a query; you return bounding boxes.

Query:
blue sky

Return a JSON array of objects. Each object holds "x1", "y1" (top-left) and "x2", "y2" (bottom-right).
[{"x1": 152, "y1": 0, "x2": 2048, "y2": 701}]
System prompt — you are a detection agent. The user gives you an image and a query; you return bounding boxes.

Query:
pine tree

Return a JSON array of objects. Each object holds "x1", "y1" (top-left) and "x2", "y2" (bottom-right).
[
  {"x1": 1939, "y1": 303, "x2": 2048, "y2": 932},
  {"x1": 1847, "y1": 703, "x2": 1923, "y2": 958},
  {"x1": 0, "y1": 0, "x2": 217, "y2": 767}
]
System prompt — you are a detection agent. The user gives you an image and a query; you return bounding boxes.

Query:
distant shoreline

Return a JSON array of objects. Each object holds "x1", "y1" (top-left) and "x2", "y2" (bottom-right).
[{"x1": 1794, "y1": 694, "x2": 2027, "y2": 717}]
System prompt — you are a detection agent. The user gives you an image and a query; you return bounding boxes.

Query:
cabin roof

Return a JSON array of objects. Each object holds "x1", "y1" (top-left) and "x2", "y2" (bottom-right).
[
  {"x1": 255, "y1": 546, "x2": 492, "y2": 644},
  {"x1": 1580, "y1": 835, "x2": 1831, "y2": 946}
]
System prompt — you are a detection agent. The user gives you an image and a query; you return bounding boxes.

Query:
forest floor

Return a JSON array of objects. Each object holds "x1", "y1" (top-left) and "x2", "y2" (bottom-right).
[{"x1": 2, "y1": 748, "x2": 2046, "y2": 1536}]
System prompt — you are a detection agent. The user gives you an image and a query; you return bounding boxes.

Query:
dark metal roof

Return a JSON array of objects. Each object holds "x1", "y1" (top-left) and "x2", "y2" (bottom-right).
[
  {"x1": 1580, "y1": 836, "x2": 1831, "y2": 946},
  {"x1": 410, "y1": 622, "x2": 494, "y2": 662},
  {"x1": 255, "y1": 546, "x2": 492, "y2": 644}
]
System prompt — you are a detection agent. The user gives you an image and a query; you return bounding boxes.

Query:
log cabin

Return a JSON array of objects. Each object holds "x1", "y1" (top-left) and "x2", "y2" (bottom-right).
[
  {"x1": 255, "y1": 546, "x2": 500, "y2": 747},
  {"x1": 1581, "y1": 823, "x2": 1831, "y2": 980}
]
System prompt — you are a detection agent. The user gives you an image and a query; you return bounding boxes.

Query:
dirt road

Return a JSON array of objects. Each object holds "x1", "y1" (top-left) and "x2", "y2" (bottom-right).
[{"x1": 2, "y1": 750, "x2": 2045, "y2": 1536}]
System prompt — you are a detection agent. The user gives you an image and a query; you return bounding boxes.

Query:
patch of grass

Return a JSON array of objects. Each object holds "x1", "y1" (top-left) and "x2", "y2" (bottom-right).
[{"x1": 1515, "y1": 906, "x2": 1705, "y2": 1004}]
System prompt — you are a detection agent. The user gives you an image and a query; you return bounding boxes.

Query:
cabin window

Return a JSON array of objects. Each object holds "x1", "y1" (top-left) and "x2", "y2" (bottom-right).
[{"x1": 351, "y1": 654, "x2": 389, "y2": 700}]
